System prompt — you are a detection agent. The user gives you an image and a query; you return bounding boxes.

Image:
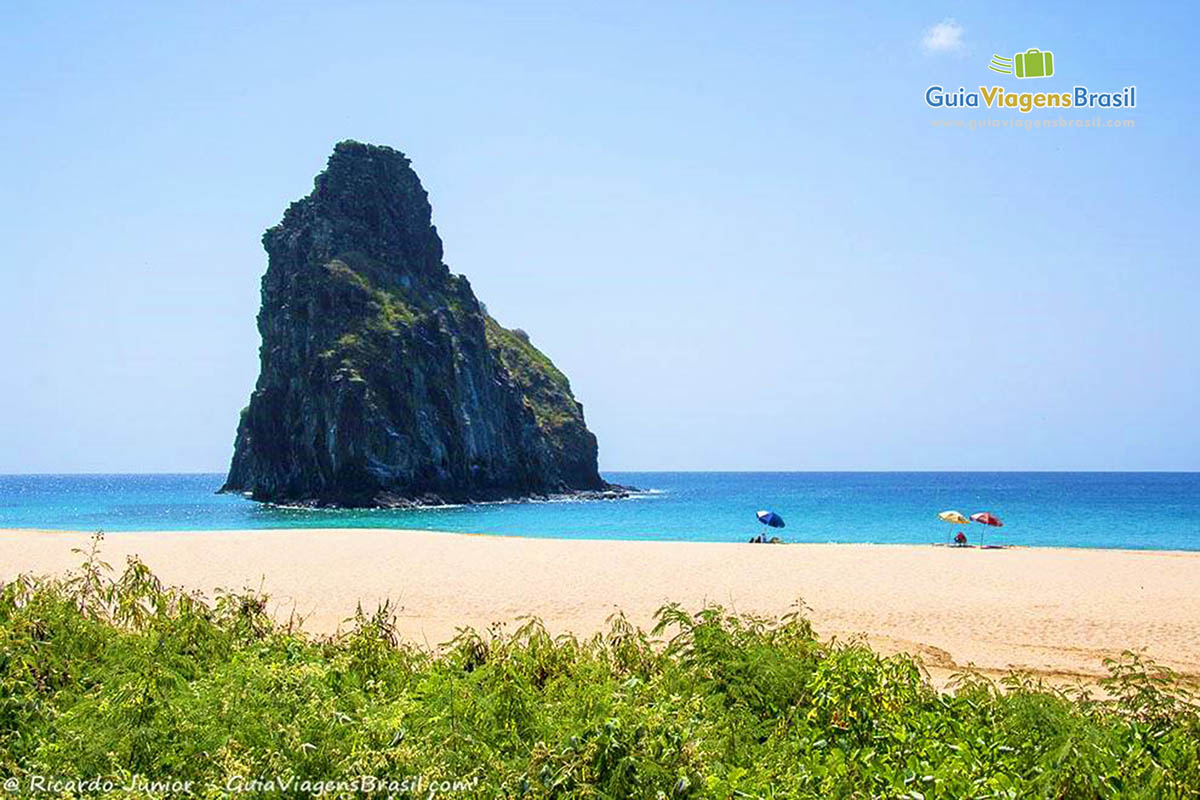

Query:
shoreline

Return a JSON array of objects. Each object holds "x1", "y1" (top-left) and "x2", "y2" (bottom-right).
[
  {"x1": 2, "y1": 527, "x2": 1198, "y2": 687},
  {"x1": 217, "y1": 483, "x2": 645, "y2": 510},
  {"x1": 2, "y1": 526, "x2": 1198, "y2": 557}
]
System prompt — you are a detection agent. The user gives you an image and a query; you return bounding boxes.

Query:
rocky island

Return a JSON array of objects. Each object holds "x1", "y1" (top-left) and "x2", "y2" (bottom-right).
[{"x1": 222, "y1": 141, "x2": 622, "y2": 507}]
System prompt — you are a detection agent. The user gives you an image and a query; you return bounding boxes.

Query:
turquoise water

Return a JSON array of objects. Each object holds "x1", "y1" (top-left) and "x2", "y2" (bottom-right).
[{"x1": 1, "y1": 472, "x2": 1197, "y2": 550}]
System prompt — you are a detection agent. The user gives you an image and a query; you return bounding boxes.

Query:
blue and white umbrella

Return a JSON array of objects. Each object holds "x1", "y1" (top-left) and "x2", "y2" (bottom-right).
[{"x1": 756, "y1": 510, "x2": 785, "y2": 529}]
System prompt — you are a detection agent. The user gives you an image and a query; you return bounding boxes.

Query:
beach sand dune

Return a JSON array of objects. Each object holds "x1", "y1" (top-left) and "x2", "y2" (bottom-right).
[{"x1": 2, "y1": 529, "x2": 1197, "y2": 687}]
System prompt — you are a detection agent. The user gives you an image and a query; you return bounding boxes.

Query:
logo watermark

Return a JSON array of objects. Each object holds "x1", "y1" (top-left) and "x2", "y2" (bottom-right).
[
  {"x1": 926, "y1": 43, "x2": 1137, "y2": 125},
  {"x1": 930, "y1": 116, "x2": 1135, "y2": 133},
  {"x1": 2, "y1": 773, "x2": 483, "y2": 797},
  {"x1": 989, "y1": 48, "x2": 1055, "y2": 78},
  {"x1": 926, "y1": 85, "x2": 1136, "y2": 113}
]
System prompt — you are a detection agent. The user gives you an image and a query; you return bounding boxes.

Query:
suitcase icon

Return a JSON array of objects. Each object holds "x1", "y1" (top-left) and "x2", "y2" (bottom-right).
[{"x1": 1014, "y1": 48, "x2": 1054, "y2": 79}]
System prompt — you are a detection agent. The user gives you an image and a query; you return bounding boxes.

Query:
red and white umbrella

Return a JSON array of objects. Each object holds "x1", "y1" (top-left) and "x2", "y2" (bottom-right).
[{"x1": 970, "y1": 512, "x2": 1004, "y2": 546}]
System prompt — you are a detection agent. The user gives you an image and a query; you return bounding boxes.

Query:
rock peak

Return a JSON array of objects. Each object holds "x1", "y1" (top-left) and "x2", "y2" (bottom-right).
[
  {"x1": 270, "y1": 140, "x2": 446, "y2": 289},
  {"x1": 316, "y1": 140, "x2": 415, "y2": 194},
  {"x1": 223, "y1": 142, "x2": 609, "y2": 507}
]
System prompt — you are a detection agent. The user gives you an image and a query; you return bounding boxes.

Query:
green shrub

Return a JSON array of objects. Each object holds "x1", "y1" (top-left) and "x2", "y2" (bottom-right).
[{"x1": 0, "y1": 534, "x2": 1197, "y2": 798}]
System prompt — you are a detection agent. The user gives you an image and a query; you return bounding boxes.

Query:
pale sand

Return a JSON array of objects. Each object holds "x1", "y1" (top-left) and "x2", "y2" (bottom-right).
[{"x1": 2, "y1": 528, "x2": 1198, "y2": 686}]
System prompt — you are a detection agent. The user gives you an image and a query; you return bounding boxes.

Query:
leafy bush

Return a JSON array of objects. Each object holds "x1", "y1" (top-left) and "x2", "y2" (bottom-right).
[{"x1": 0, "y1": 534, "x2": 1197, "y2": 797}]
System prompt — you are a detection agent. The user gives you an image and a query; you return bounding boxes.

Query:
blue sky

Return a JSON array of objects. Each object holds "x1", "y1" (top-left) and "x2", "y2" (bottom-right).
[{"x1": 1, "y1": 1, "x2": 1196, "y2": 472}]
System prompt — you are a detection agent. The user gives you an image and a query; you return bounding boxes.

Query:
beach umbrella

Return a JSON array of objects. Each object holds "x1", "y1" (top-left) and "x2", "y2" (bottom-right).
[
  {"x1": 938, "y1": 510, "x2": 970, "y2": 545},
  {"x1": 756, "y1": 510, "x2": 785, "y2": 528},
  {"x1": 970, "y1": 512, "x2": 1004, "y2": 546}
]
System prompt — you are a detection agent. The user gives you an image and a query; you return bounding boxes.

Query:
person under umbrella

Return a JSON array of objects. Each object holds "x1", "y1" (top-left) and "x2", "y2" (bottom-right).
[
  {"x1": 751, "y1": 510, "x2": 785, "y2": 543},
  {"x1": 939, "y1": 510, "x2": 970, "y2": 546}
]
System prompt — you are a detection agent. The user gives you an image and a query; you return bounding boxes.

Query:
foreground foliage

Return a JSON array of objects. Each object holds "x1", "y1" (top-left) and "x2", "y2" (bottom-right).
[{"x1": 1, "y1": 536, "x2": 1197, "y2": 798}]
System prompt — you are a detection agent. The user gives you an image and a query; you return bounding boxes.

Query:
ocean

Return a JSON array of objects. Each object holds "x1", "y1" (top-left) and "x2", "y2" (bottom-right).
[{"x1": 0, "y1": 472, "x2": 1197, "y2": 551}]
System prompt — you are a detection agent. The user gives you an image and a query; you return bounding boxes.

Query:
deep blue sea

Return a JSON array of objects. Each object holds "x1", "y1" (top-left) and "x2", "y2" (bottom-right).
[{"x1": 0, "y1": 472, "x2": 1197, "y2": 551}]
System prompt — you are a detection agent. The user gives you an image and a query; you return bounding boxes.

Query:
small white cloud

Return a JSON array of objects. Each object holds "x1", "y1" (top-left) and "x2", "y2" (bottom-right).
[{"x1": 922, "y1": 18, "x2": 965, "y2": 54}]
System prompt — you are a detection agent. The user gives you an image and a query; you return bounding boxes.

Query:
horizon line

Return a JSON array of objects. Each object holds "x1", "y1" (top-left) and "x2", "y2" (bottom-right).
[{"x1": 2, "y1": 468, "x2": 1198, "y2": 477}]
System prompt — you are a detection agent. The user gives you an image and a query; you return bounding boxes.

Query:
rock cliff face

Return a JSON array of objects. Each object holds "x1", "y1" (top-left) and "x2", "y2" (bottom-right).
[{"x1": 222, "y1": 141, "x2": 609, "y2": 506}]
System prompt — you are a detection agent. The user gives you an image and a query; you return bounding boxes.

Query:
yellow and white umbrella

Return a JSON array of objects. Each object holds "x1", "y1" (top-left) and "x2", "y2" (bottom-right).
[{"x1": 939, "y1": 510, "x2": 971, "y2": 545}]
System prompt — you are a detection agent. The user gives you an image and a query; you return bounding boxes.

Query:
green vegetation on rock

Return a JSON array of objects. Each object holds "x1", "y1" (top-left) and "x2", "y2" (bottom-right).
[
  {"x1": 2, "y1": 537, "x2": 1198, "y2": 798},
  {"x1": 484, "y1": 315, "x2": 579, "y2": 431},
  {"x1": 317, "y1": 258, "x2": 420, "y2": 376}
]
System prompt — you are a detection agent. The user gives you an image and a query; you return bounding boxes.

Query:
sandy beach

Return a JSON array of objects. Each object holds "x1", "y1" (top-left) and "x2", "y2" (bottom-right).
[{"x1": 1, "y1": 528, "x2": 1197, "y2": 687}]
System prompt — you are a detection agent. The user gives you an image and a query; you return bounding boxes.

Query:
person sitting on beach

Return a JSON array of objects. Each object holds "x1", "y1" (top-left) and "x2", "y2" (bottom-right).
[{"x1": 954, "y1": 531, "x2": 967, "y2": 547}]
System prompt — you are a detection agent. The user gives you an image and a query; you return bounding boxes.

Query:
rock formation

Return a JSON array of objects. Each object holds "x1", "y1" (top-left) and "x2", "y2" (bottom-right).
[{"x1": 222, "y1": 141, "x2": 615, "y2": 506}]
